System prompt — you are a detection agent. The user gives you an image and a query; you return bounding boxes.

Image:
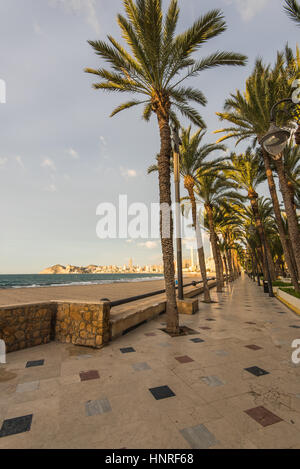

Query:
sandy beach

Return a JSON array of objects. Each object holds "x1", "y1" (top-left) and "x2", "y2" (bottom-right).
[{"x1": 0, "y1": 276, "x2": 199, "y2": 307}]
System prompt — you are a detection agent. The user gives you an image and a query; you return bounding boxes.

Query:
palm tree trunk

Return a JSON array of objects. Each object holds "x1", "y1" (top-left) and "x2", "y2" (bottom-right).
[
  {"x1": 206, "y1": 204, "x2": 222, "y2": 292},
  {"x1": 223, "y1": 255, "x2": 229, "y2": 283},
  {"x1": 217, "y1": 244, "x2": 225, "y2": 286},
  {"x1": 157, "y1": 113, "x2": 179, "y2": 335},
  {"x1": 265, "y1": 239, "x2": 276, "y2": 281},
  {"x1": 262, "y1": 149, "x2": 299, "y2": 291},
  {"x1": 187, "y1": 188, "x2": 212, "y2": 303},
  {"x1": 226, "y1": 250, "x2": 234, "y2": 282},
  {"x1": 274, "y1": 158, "x2": 300, "y2": 278},
  {"x1": 249, "y1": 193, "x2": 269, "y2": 282}
]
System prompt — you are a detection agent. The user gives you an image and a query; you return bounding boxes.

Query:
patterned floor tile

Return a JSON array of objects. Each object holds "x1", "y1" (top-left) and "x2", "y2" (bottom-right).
[
  {"x1": 180, "y1": 424, "x2": 219, "y2": 449},
  {"x1": 120, "y1": 347, "x2": 136, "y2": 354},
  {"x1": 16, "y1": 381, "x2": 40, "y2": 393},
  {"x1": 245, "y1": 366, "x2": 269, "y2": 377},
  {"x1": 79, "y1": 370, "x2": 100, "y2": 381},
  {"x1": 245, "y1": 406, "x2": 283, "y2": 427},
  {"x1": 149, "y1": 386, "x2": 176, "y2": 400},
  {"x1": 85, "y1": 398, "x2": 112, "y2": 416},
  {"x1": 26, "y1": 360, "x2": 44, "y2": 368},
  {"x1": 175, "y1": 356, "x2": 194, "y2": 364},
  {"x1": 0, "y1": 415, "x2": 33, "y2": 438},
  {"x1": 132, "y1": 362, "x2": 151, "y2": 372},
  {"x1": 190, "y1": 338, "x2": 205, "y2": 344},
  {"x1": 201, "y1": 376, "x2": 225, "y2": 387},
  {"x1": 245, "y1": 345, "x2": 263, "y2": 351}
]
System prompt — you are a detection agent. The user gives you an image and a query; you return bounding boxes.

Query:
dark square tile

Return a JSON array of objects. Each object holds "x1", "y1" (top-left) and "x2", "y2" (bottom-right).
[
  {"x1": 245, "y1": 406, "x2": 283, "y2": 427},
  {"x1": 245, "y1": 345, "x2": 263, "y2": 351},
  {"x1": 175, "y1": 356, "x2": 194, "y2": 364},
  {"x1": 290, "y1": 325, "x2": 300, "y2": 329},
  {"x1": 278, "y1": 311, "x2": 286, "y2": 314},
  {"x1": 120, "y1": 347, "x2": 136, "y2": 354},
  {"x1": 245, "y1": 366, "x2": 269, "y2": 377},
  {"x1": 149, "y1": 385, "x2": 175, "y2": 400},
  {"x1": 145, "y1": 333, "x2": 156, "y2": 337},
  {"x1": 199, "y1": 327, "x2": 211, "y2": 331},
  {"x1": 0, "y1": 415, "x2": 33, "y2": 438},
  {"x1": 26, "y1": 360, "x2": 44, "y2": 368},
  {"x1": 245, "y1": 322, "x2": 256, "y2": 325},
  {"x1": 206, "y1": 319, "x2": 216, "y2": 322},
  {"x1": 190, "y1": 338, "x2": 205, "y2": 343},
  {"x1": 79, "y1": 370, "x2": 100, "y2": 382}
]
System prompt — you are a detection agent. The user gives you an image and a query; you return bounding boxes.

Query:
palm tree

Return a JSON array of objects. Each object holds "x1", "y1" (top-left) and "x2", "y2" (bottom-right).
[
  {"x1": 85, "y1": 0, "x2": 247, "y2": 334},
  {"x1": 178, "y1": 127, "x2": 227, "y2": 301},
  {"x1": 284, "y1": 0, "x2": 300, "y2": 25},
  {"x1": 225, "y1": 148, "x2": 276, "y2": 281},
  {"x1": 283, "y1": 144, "x2": 300, "y2": 213},
  {"x1": 149, "y1": 126, "x2": 227, "y2": 302},
  {"x1": 195, "y1": 170, "x2": 243, "y2": 292},
  {"x1": 215, "y1": 55, "x2": 300, "y2": 291}
]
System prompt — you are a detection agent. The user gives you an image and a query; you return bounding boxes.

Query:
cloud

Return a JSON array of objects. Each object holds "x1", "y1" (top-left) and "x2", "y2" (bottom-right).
[
  {"x1": 16, "y1": 156, "x2": 24, "y2": 168},
  {"x1": 224, "y1": 0, "x2": 271, "y2": 21},
  {"x1": 138, "y1": 241, "x2": 158, "y2": 250},
  {"x1": 41, "y1": 158, "x2": 56, "y2": 171},
  {"x1": 68, "y1": 147, "x2": 79, "y2": 159},
  {"x1": 0, "y1": 157, "x2": 8, "y2": 169},
  {"x1": 33, "y1": 22, "x2": 43, "y2": 35},
  {"x1": 120, "y1": 167, "x2": 137, "y2": 178},
  {"x1": 100, "y1": 136, "x2": 107, "y2": 146},
  {"x1": 49, "y1": 0, "x2": 100, "y2": 33},
  {"x1": 45, "y1": 183, "x2": 57, "y2": 192}
]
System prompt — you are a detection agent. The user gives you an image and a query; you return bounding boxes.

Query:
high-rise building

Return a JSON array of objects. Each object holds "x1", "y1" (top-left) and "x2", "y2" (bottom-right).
[{"x1": 128, "y1": 258, "x2": 133, "y2": 270}]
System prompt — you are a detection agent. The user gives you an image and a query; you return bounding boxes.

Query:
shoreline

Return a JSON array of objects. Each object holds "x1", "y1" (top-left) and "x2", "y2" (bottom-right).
[{"x1": 0, "y1": 275, "x2": 200, "y2": 307}]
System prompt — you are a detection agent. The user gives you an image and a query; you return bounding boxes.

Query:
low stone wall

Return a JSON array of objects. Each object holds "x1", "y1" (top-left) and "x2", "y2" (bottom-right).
[
  {"x1": 0, "y1": 303, "x2": 57, "y2": 353},
  {"x1": 0, "y1": 301, "x2": 110, "y2": 353},
  {"x1": 55, "y1": 301, "x2": 110, "y2": 348}
]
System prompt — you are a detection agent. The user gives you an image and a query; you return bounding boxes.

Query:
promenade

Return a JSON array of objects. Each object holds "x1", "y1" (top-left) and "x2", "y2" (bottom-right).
[{"x1": 1, "y1": 275, "x2": 300, "y2": 449}]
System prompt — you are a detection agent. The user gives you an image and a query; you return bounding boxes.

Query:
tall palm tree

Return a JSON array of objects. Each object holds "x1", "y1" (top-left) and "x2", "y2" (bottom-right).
[
  {"x1": 225, "y1": 148, "x2": 276, "y2": 281},
  {"x1": 215, "y1": 55, "x2": 300, "y2": 291},
  {"x1": 85, "y1": 0, "x2": 247, "y2": 334},
  {"x1": 284, "y1": 0, "x2": 300, "y2": 25},
  {"x1": 148, "y1": 126, "x2": 227, "y2": 302},
  {"x1": 178, "y1": 127, "x2": 227, "y2": 301},
  {"x1": 195, "y1": 170, "x2": 243, "y2": 292},
  {"x1": 283, "y1": 144, "x2": 300, "y2": 213}
]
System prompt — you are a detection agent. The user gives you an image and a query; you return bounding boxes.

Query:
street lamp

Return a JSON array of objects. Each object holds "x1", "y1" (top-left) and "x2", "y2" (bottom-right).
[
  {"x1": 261, "y1": 98, "x2": 297, "y2": 156},
  {"x1": 172, "y1": 126, "x2": 184, "y2": 301}
]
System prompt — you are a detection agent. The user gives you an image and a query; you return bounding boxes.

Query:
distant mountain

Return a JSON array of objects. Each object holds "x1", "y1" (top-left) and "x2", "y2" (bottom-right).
[{"x1": 39, "y1": 264, "x2": 101, "y2": 274}]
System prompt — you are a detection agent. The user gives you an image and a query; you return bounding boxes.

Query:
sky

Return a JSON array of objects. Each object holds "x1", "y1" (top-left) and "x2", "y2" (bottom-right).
[{"x1": 0, "y1": 0, "x2": 298, "y2": 274}]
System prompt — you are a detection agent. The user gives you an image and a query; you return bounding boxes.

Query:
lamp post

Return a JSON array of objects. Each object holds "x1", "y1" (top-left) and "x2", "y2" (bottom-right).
[
  {"x1": 172, "y1": 126, "x2": 184, "y2": 301},
  {"x1": 260, "y1": 98, "x2": 298, "y2": 155}
]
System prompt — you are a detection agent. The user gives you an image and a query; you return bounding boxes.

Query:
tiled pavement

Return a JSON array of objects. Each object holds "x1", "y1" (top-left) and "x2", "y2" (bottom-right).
[{"x1": 1, "y1": 275, "x2": 300, "y2": 449}]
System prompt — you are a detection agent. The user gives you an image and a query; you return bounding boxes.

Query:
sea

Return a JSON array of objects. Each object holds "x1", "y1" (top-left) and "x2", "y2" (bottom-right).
[{"x1": 0, "y1": 273, "x2": 164, "y2": 290}]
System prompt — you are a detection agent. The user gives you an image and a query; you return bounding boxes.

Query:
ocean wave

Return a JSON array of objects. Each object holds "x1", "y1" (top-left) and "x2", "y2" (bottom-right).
[{"x1": 4, "y1": 276, "x2": 164, "y2": 289}]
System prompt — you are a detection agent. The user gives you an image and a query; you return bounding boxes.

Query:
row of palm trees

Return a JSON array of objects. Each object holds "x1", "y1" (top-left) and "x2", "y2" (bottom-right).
[{"x1": 85, "y1": 0, "x2": 300, "y2": 335}]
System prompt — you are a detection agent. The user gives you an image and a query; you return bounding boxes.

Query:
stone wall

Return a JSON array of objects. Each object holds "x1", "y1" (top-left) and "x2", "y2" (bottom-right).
[
  {"x1": 55, "y1": 301, "x2": 110, "y2": 348},
  {"x1": 0, "y1": 301, "x2": 110, "y2": 353},
  {"x1": 0, "y1": 303, "x2": 57, "y2": 353}
]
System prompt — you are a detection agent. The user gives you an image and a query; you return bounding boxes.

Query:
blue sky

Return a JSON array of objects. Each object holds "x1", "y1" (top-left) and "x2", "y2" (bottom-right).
[{"x1": 0, "y1": 0, "x2": 298, "y2": 274}]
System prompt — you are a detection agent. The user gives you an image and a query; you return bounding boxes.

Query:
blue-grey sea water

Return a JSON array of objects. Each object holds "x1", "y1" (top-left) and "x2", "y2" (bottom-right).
[{"x1": 0, "y1": 273, "x2": 164, "y2": 289}]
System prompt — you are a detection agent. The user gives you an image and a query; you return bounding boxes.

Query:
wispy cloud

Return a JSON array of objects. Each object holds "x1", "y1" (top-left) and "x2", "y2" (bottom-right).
[
  {"x1": 49, "y1": 0, "x2": 101, "y2": 33},
  {"x1": 120, "y1": 167, "x2": 137, "y2": 179},
  {"x1": 100, "y1": 136, "x2": 107, "y2": 146},
  {"x1": 41, "y1": 158, "x2": 56, "y2": 171},
  {"x1": 224, "y1": 0, "x2": 271, "y2": 21},
  {"x1": 68, "y1": 147, "x2": 79, "y2": 159},
  {"x1": 138, "y1": 241, "x2": 158, "y2": 250},
  {"x1": 0, "y1": 157, "x2": 8, "y2": 169},
  {"x1": 45, "y1": 183, "x2": 57, "y2": 192},
  {"x1": 16, "y1": 156, "x2": 24, "y2": 168}
]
